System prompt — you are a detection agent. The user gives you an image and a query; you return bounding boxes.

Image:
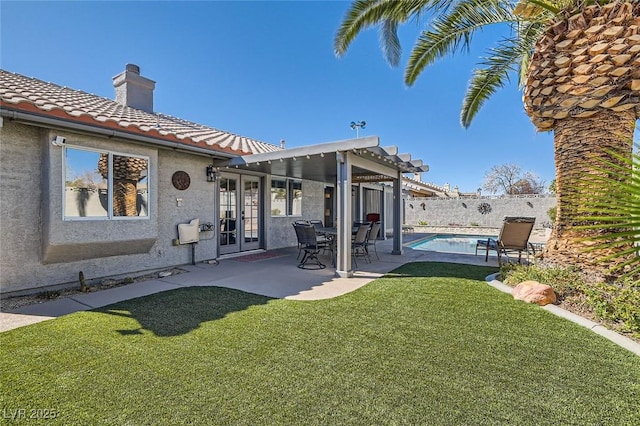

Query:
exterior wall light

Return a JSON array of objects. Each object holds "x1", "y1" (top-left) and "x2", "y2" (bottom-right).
[
  {"x1": 51, "y1": 135, "x2": 66, "y2": 146},
  {"x1": 206, "y1": 165, "x2": 217, "y2": 182}
]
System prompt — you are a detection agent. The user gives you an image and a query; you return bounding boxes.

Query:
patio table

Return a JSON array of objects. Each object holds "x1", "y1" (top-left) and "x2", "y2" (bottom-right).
[
  {"x1": 315, "y1": 227, "x2": 364, "y2": 267},
  {"x1": 315, "y1": 227, "x2": 338, "y2": 266},
  {"x1": 315, "y1": 226, "x2": 358, "y2": 236}
]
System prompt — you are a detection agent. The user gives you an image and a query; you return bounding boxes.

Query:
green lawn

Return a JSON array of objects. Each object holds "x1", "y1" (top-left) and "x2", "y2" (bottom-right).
[{"x1": 2, "y1": 262, "x2": 639, "y2": 425}]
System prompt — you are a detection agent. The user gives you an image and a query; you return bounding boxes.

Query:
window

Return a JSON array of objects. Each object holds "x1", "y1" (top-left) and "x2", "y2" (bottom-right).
[
  {"x1": 270, "y1": 178, "x2": 302, "y2": 216},
  {"x1": 289, "y1": 180, "x2": 302, "y2": 216},
  {"x1": 64, "y1": 147, "x2": 149, "y2": 219}
]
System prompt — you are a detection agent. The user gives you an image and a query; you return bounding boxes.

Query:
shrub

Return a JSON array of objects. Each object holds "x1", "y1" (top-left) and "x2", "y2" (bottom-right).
[
  {"x1": 581, "y1": 279, "x2": 640, "y2": 333},
  {"x1": 501, "y1": 263, "x2": 640, "y2": 338},
  {"x1": 547, "y1": 206, "x2": 557, "y2": 224},
  {"x1": 418, "y1": 220, "x2": 428, "y2": 225},
  {"x1": 500, "y1": 263, "x2": 583, "y2": 298}
]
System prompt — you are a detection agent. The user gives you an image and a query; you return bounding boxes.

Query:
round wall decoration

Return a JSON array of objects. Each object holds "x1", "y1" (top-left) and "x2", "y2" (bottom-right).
[
  {"x1": 172, "y1": 171, "x2": 191, "y2": 190},
  {"x1": 477, "y1": 202, "x2": 492, "y2": 215}
]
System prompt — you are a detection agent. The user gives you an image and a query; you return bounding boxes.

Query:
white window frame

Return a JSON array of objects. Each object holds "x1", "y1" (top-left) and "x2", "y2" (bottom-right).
[
  {"x1": 270, "y1": 177, "x2": 302, "y2": 217},
  {"x1": 62, "y1": 145, "x2": 150, "y2": 221}
]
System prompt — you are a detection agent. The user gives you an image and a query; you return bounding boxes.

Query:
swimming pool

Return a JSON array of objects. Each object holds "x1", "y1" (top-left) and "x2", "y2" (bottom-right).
[{"x1": 408, "y1": 234, "x2": 497, "y2": 255}]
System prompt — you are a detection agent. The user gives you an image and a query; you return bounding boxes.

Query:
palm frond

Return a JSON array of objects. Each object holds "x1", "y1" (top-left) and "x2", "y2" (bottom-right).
[
  {"x1": 516, "y1": 19, "x2": 545, "y2": 86},
  {"x1": 514, "y1": 0, "x2": 562, "y2": 18},
  {"x1": 574, "y1": 146, "x2": 640, "y2": 278},
  {"x1": 460, "y1": 23, "x2": 542, "y2": 127},
  {"x1": 460, "y1": 69, "x2": 506, "y2": 128},
  {"x1": 405, "y1": 0, "x2": 518, "y2": 85},
  {"x1": 380, "y1": 19, "x2": 402, "y2": 66},
  {"x1": 334, "y1": 0, "x2": 438, "y2": 63}
]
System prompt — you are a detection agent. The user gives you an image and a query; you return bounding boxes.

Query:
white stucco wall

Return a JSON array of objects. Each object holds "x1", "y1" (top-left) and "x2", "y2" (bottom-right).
[
  {"x1": 0, "y1": 121, "x2": 218, "y2": 294},
  {"x1": 1, "y1": 122, "x2": 45, "y2": 293},
  {"x1": 41, "y1": 129, "x2": 159, "y2": 263},
  {"x1": 1, "y1": 119, "x2": 338, "y2": 295}
]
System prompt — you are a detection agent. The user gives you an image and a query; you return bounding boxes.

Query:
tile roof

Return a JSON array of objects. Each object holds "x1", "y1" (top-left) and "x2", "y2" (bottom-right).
[{"x1": 0, "y1": 69, "x2": 281, "y2": 156}]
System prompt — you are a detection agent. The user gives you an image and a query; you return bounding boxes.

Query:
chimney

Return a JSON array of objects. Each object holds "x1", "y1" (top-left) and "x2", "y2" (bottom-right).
[
  {"x1": 112, "y1": 64, "x2": 155, "y2": 112},
  {"x1": 280, "y1": 139, "x2": 286, "y2": 149}
]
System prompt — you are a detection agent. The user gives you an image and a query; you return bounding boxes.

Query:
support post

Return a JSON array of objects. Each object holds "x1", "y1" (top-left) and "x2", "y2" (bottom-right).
[
  {"x1": 392, "y1": 170, "x2": 403, "y2": 255},
  {"x1": 335, "y1": 151, "x2": 354, "y2": 277}
]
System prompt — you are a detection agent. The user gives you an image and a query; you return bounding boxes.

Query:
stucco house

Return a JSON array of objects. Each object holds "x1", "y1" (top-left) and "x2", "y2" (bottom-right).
[{"x1": 1, "y1": 65, "x2": 426, "y2": 296}]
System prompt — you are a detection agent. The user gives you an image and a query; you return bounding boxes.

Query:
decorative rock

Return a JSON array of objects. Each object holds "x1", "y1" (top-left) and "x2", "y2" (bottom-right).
[{"x1": 512, "y1": 281, "x2": 557, "y2": 306}]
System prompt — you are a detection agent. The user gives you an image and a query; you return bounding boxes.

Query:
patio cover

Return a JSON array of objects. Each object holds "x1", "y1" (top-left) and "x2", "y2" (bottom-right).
[{"x1": 213, "y1": 136, "x2": 428, "y2": 277}]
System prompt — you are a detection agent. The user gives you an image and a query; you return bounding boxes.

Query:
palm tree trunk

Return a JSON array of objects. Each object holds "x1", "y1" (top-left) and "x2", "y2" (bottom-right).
[
  {"x1": 98, "y1": 154, "x2": 145, "y2": 217},
  {"x1": 545, "y1": 109, "x2": 635, "y2": 273},
  {"x1": 113, "y1": 179, "x2": 138, "y2": 216}
]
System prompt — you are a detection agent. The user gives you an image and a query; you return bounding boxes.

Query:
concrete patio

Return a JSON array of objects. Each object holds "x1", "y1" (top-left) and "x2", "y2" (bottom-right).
[{"x1": 1, "y1": 233, "x2": 499, "y2": 332}]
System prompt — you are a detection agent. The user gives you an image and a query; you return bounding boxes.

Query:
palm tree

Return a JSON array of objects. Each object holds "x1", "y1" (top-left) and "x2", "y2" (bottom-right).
[{"x1": 335, "y1": 0, "x2": 639, "y2": 272}]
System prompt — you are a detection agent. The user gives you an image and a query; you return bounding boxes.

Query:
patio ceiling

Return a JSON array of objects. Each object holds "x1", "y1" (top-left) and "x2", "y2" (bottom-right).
[{"x1": 212, "y1": 136, "x2": 428, "y2": 182}]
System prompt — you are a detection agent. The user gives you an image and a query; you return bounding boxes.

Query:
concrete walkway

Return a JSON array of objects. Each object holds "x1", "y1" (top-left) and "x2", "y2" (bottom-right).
[{"x1": 2, "y1": 234, "x2": 639, "y2": 357}]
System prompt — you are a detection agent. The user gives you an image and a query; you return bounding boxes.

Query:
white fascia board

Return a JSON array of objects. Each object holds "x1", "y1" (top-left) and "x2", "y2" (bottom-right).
[
  {"x1": 349, "y1": 152, "x2": 399, "y2": 179},
  {"x1": 224, "y1": 136, "x2": 380, "y2": 167}
]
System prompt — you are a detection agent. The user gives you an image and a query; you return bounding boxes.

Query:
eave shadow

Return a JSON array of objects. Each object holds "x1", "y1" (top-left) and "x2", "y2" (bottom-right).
[{"x1": 95, "y1": 286, "x2": 274, "y2": 337}]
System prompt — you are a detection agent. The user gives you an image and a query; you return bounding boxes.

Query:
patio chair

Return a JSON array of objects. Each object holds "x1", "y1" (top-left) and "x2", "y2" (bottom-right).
[
  {"x1": 365, "y1": 221, "x2": 381, "y2": 260},
  {"x1": 293, "y1": 223, "x2": 326, "y2": 269},
  {"x1": 309, "y1": 219, "x2": 326, "y2": 240},
  {"x1": 475, "y1": 217, "x2": 536, "y2": 266},
  {"x1": 352, "y1": 223, "x2": 371, "y2": 267},
  {"x1": 309, "y1": 219, "x2": 333, "y2": 256},
  {"x1": 291, "y1": 222, "x2": 304, "y2": 260},
  {"x1": 352, "y1": 220, "x2": 371, "y2": 236},
  {"x1": 292, "y1": 221, "x2": 308, "y2": 259}
]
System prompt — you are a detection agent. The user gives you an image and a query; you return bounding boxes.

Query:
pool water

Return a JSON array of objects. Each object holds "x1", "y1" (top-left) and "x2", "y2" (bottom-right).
[{"x1": 408, "y1": 234, "x2": 497, "y2": 255}]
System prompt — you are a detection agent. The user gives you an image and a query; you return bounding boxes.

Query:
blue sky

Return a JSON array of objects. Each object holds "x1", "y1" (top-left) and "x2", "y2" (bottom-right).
[{"x1": 2, "y1": 1, "x2": 556, "y2": 192}]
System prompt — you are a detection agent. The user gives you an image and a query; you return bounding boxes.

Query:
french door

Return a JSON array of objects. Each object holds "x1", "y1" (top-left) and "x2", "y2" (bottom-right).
[{"x1": 219, "y1": 173, "x2": 262, "y2": 255}]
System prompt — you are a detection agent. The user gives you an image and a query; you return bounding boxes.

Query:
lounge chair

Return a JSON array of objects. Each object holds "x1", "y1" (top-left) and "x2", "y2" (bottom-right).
[{"x1": 475, "y1": 217, "x2": 536, "y2": 266}]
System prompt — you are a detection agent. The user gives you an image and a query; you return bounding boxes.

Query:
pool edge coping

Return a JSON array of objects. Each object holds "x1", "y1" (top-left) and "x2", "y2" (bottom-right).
[{"x1": 406, "y1": 234, "x2": 499, "y2": 255}]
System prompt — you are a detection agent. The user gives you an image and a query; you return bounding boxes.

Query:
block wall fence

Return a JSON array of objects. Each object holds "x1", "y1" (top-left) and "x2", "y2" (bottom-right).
[{"x1": 403, "y1": 195, "x2": 557, "y2": 229}]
